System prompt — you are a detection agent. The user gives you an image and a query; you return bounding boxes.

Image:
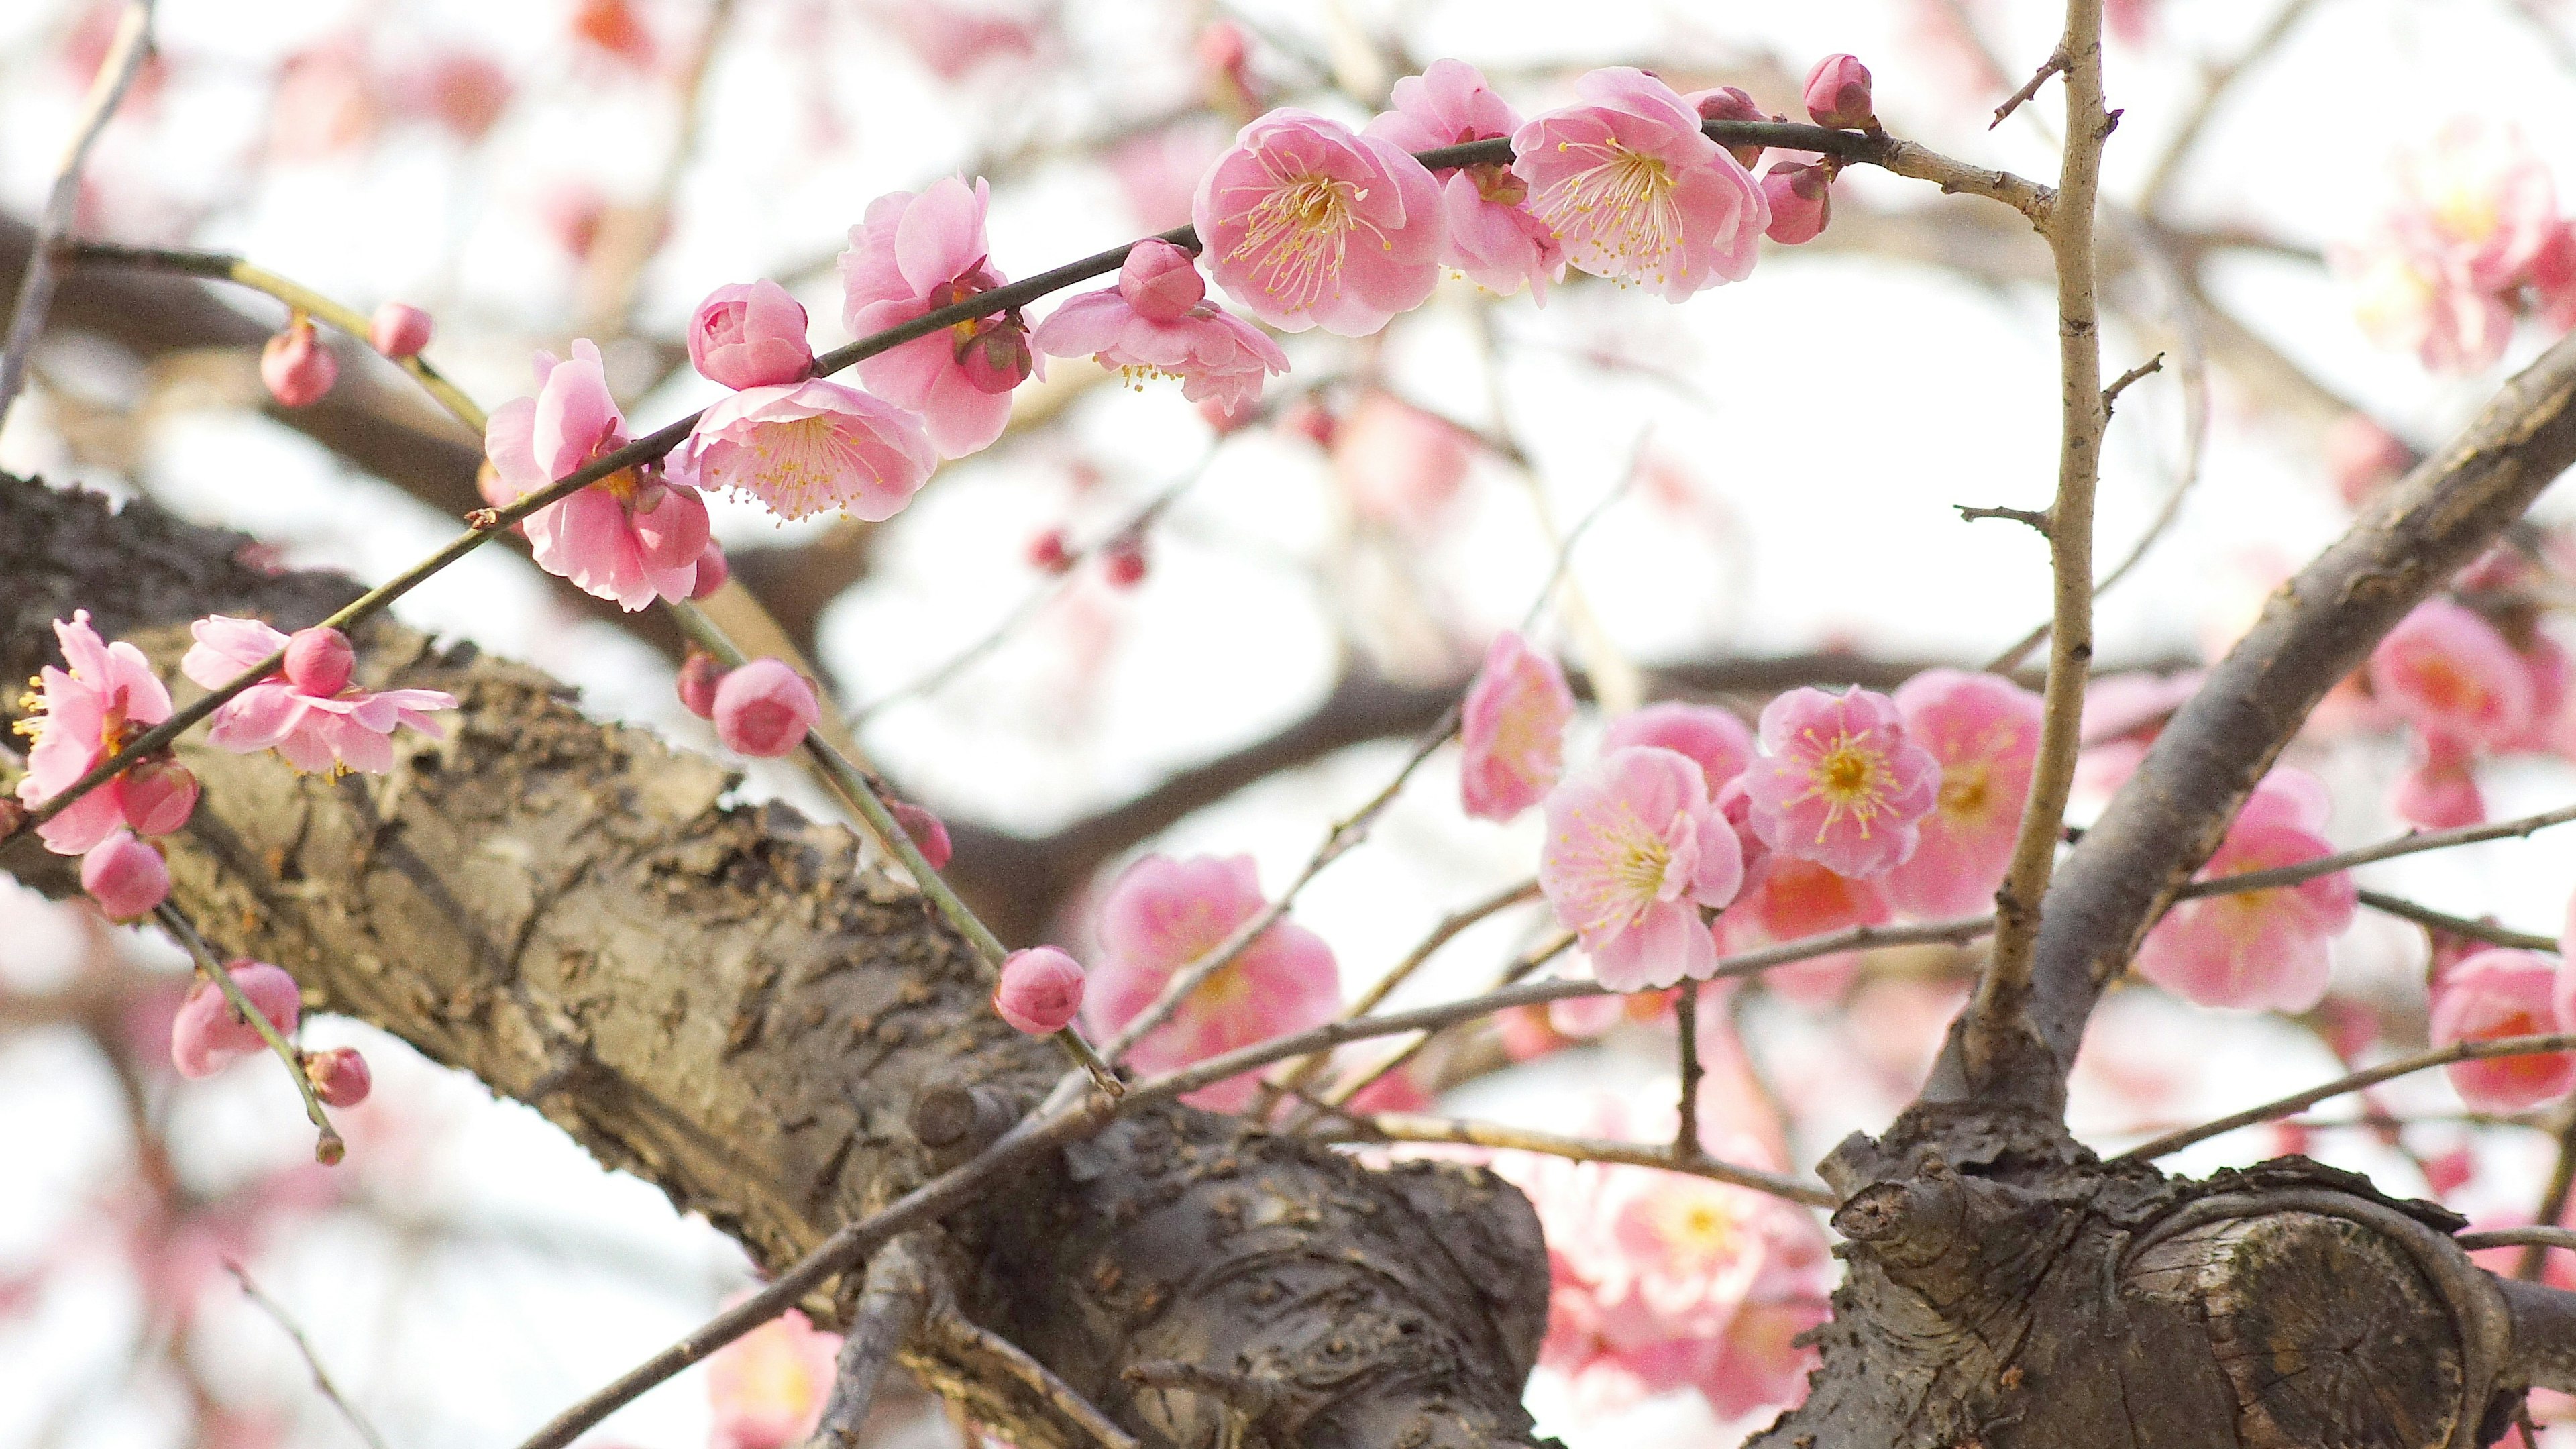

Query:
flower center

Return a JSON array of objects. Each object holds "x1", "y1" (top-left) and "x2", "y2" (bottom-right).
[
  {"x1": 1231, "y1": 168, "x2": 1376, "y2": 309},
  {"x1": 1611, "y1": 834, "x2": 1673, "y2": 902},
  {"x1": 1531, "y1": 141, "x2": 1683, "y2": 282},
  {"x1": 1793, "y1": 731, "x2": 1898, "y2": 841},
  {"x1": 1650, "y1": 1186, "x2": 1746, "y2": 1271},
  {"x1": 1939, "y1": 762, "x2": 1990, "y2": 818},
  {"x1": 1466, "y1": 161, "x2": 1526, "y2": 207}
]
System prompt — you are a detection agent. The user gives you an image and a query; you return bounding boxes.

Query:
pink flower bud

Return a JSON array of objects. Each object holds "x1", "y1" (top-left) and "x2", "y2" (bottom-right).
[
  {"x1": 81, "y1": 830, "x2": 169, "y2": 920},
  {"x1": 170, "y1": 960, "x2": 302, "y2": 1079},
  {"x1": 688, "y1": 280, "x2": 814, "y2": 390},
  {"x1": 688, "y1": 539, "x2": 730, "y2": 600},
  {"x1": 1761, "y1": 162, "x2": 1832, "y2": 244},
  {"x1": 888, "y1": 800, "x2": 951, "y2": 870},
  {"x1": 260, "y1": 319, "x2": 339, "y2": 408},
  {"x1": 121, "y1": 756, "x2": 199, "y2": 837},
  {"x1": 994, "y1": 945, "x2": 1085, "y2": 1034},
  {"x1": 1802, "y1": 53, "x2": 1876, "y2": 131},
  {"x1": 676, "y1": 649, "x2": 727, "y2": 720},
  {"x1": 1120, "y1": 239, "x2": 1208, "y2": 322},
  {"x1": 629, "y1": 481, "x2": 713, "y2": 572},
  {"x1": 1102, "y1": 534, "x2": 1147, "y2": 589},
  {"x1": 1688, "y1": 85, "x2": 1770, "y2": 168},
  {"x1": 304, "y1": 1046, "x2": 372, "y2": 1106},
  {"x1": 1026, "y1": 528, "x2": 1071, "y2": 572},
  {"x1": 712, "y1": 657, "x2": 820, "y2": 757},
  {"x1": 284, "y1": 625, "x2": 356, "y2": 696},
  {"x1": 953, "y1": 317, "x2": 1036, "y2": 394},
  {"x1": 369, "y1": 302, "x2": 434, "y2": 358}
]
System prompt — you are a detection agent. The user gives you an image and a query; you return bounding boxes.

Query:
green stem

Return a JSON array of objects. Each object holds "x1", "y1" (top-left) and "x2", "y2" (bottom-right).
[{"x1": 155, "y1": 902, "x2": 343, "y2": 1164}]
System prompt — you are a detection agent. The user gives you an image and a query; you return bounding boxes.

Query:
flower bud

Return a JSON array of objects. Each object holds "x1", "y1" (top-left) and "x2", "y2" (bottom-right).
[
  {"x1": 631, "y1": 482, "x2": 712, "y2": 571},
  {"x1": 260, "y1": 318, "x2": 339, "y2": 408},
  {"x1": 305, "y1": 1046, "x2": 372, "y2": 1107},
  {"x1": 170, "y1": 960, "x2": 302, "y2": 1079},
  {"x1": 1688, "y1": 85, "x2": 1770, "y2": 168},
  {"x1": 676, "y1": 649, "x2": 727, "y2": 720},
  {"x1": 370, "y1": 302, "x2": 435, "y2": 359},
  {"x1": 81, "y1": 830, "x2": 170, "y2": 920},
  {"x1": 712, "y1": 657, "x2": 820, "y2": 757},
  {"x1": 1026, "y1": 528, "x2": 1071, "y2": 572},
  {"x1": 121, "y1": 756, "x2": 199, "y2": 836},
  {"x1": 994, "y1": 946, "x2": 1085, "y2": 1034},
  {"x1": 1102, "y1": 533, "x2": 1148, "y2": 589},
  {"x1": 888, "y1": 800, "x2": 952, "y2": 871},
  {"x1": 688, "y1": 538, "x2": 730, "y2": 600},
  {"x1": 688, "y1": 280, "x2": 814, "y2": 390},
  {"x1": 954, "y1": 317, "x2": 1036, "y2": 394},
  {"x1": 284, "y1": 625, "x2": 356, "y2": 696},
  {"x1": 1761, "y1": 162, "x2": 1831, "y2": 244},
  {"x1": 1120, "y1": 239, "x2": 1208, "y2": 322},
  {"x1": 1801, "y1": 53, "x2": 1876, "y2": 131}
]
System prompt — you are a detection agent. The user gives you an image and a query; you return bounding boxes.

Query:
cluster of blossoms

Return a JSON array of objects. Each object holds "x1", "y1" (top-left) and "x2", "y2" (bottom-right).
[
  {"x1": 2334, "y1": 121, "x2": 2576, "y2": 373},
  {"x1": 2358, "y1": 584, "x2": 2576, "y2": 832}
]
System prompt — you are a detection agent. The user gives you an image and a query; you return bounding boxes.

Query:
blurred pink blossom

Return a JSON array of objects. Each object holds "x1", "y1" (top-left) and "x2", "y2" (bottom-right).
[
  {"x1": 2133, "y1": 769, "x2": 2356, "y2": 1012},
  {"x1": 1195, "y1": 109, "x2": 1446, "y2": 335},
  {"x1": 170, "y1": 961, "x2": 302, "y2": 1079},
  {"x1": 1743, "y1": 686, "x2": 1940, "y2": 879},
  {"x1": 1031, "y1": 239, "x2": 1289, "y2": 411},
  {"x1": 180, "y1": 617, "x2": 453, "y2": 775},
  {"x1": 1083, "y1": 854, "x2": 1340, "y2": 1109},
  {"x1": 1540, "y1": 747, "x2": 1745, "y2": 991},
  {"x1": 1108, "y1": 122, "x2": 1230, "y2": 233},
  {"x1": 1882, "y1": 669, "x2": 2043, "y2": 918},
  {"x1": 2431, "y1": 949, "x2": 2575, "y2": 1110},
  {"x1": 2369, "y1": 596, "x2": 2534, "y2": 751},
  {"x1": 869, "y1": 1, "x2": 1044, "y2": 80},
  {"x1": 1715, "y1": 854, "x2": 1888, "y2": 1006},
  {"x1": 680, "y1": 379, "x2": 936, "y2": 523},
  {"x1": 706, "y1": 1307, "x2": 841, "y2": 1449},
  {"x1": 1330, "y1": 392, "x2": 1474, "y2": 532},
  {"x1": 386, "y1": 49, "x2": 513, "y2": 140},
  {"x1": 80, "y1": 830, "x2": 168, "y2": 920},
  {"x1": 2391, "y1": 735, "x2": 2486, "y2": 830},
  {"x1": 15, "y1": 610, "x2": 185, "y2": 855},
  {"x1": 839, "y1": 178, "x2": 1035, "y2": 457},
  {"x1": 1513, "y1": 67, "x2": 1768, "y2": 299},
  {"x1": 1366, "y1": 59, "x2": 1566, "y2": 299},
  {"x1": 1458, "y1": 630, "x2": 1574, "y2": 822},
  {"x1": 2336, "y1": 122, "x2": 2566, "y2": 373},
  {"x1": 268, "y1": 40, "x2": 382, "y2": 160},
  {"x1": 2324, "y1": 413, "x2": 2413, "y2": 507}
]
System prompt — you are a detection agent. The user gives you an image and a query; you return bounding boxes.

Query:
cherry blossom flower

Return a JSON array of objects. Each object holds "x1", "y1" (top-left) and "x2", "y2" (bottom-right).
[
  {"x1": 82, "y1": 830, "x2": 169, "y2": 920},
  {"x1": 1882, "y1": 669, "x2": 2043, "y2": 918},
  {"x1": 2340, "y1": 235, "x2": 2514, "y2": 374},
  {"x1": 1510, "y1": 68, "x2": 1768, "y2": 299},
  {"x1": 688, "y1": 280, "x2": 814, "y2": 390},
  {"x1": 838, "y1": 177, "x2": 1037, "y2": 458},
  {"x1": 706, "y1": 1307, "x2": 841, "y2": 1449},
  {"x1": 1331, "y1": 391, "x2": 1474, "y2": 532},
  {"x1": 180, "y1": 619, "x2": 453, "y2": 775},
  {"x1": 2369, "y1": 596, "x2": 2534, "y2": 751},
  {"x1": 1365, "y1": 59, "x2": 1566, "y2": 299},
  {"x1": 711, "y1": 659, "x2": 820, "y2": 757},
  {"x1": 170, "y1": 961, "x2": 302, "y2": 1079},
  {"x1": 1458, "y1": 630, "x2": 1575, "y2": 822},
  {"x1": 995, "y1": 946, "x2": 1085, "y2": 1034},
  {"x1": 2325, "y1": 413, "x2": 2413, "y2": 506},
  {"x1": 1030, "y1": 239, "x2": 1289, "y2": 411},
  {"x1": 678, "y1": 378, "x2": 936, "y2": 522},
  {"x1": 1540, "y1": 747, "x2": 1746, "y2": 991},
  {"x1": 1193, "y1": 108, "x2": 1446, "y2": 335},
  {"x1": 2392, "y1": 735, "x2": 2487, "y2": 830},
  {"x1": 1083, "y1": 854, "x2": 1340, "y2": 1109},
  {"x1": 1741, "y1": 686, "x2": 1941, "y2": 879},
  {"x1": 13, "y1": 610, "x2": 193, "y2": 855},
  {"x1": 2334, "y1": 122, "x2": 2563, "y2": 374},
  {"x1": 484, "y1": 339, "x2": 712, "y2": 609},
  {"x1": 1600, "y1": 702, "x2": 1754, "y2": 792},
  {"x1": 2430, "y1": 949, "x2": 2576, "y2": 1111},
  {"x1": 2133, "y1": 769, "x2": 2357, "y2": 1012}
]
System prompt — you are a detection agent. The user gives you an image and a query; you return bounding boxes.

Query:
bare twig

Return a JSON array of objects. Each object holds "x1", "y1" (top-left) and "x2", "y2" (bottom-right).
[
  {"x1": 223, "y1": 1258, "x2": 390, "y2": 1449},
  {"x1": 807, "y1": 1235, "x2": 933, "y2": 1449},
  {"x1": 1344, "y1": 1112, "x2": 1836, "y2": 1208},
  {"x1": 2101, "y1": 354, "x2": 2165, "y2": 412},
  {"x1": 0, "y1": 0, "x2": 154, "y2": 425},
  {"x1": 1674, "y1": 979, "x2": 1704, "y2": 1159},
  {"x1": 2357, "y1": 889, "x2": 2559, "y2": 953},
  {"x1": 2172, "y1": 801, "x2": 2576, "y2": 900},
  {"x1": 2114, "y1": 1032, "x2": 2576, "y2": 1162},
  {"x1": 924, "y1": 1313, "x2": 1142, "y2": 1449},
  {"x1": 1992, "y1": 47, "x2": 2068, "y2": 129}
]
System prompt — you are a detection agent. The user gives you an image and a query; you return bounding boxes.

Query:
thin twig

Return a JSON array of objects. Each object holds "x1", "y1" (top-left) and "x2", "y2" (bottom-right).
[
  {"x1": 1345, "y1": 1113, "x2": 1836, "y2": 1208},
  {"x1": 2174, "y1": 801, "x2": 2576, "y2": 900},
  {"x1": 1992, "y1": 47, "x2": 2068, "y2": 129},
  {"x1": 2114, "y1": 1032, "x2": 2576, "y2": 1162},
  {"x1": 2463, "y1": 1226, "x2": 2576, "y2": 1253},
  {"x1": 808, "y1": 1234, "x2": 932, "y2": 1449},
  {"x1": 2101, "y1": 354, "x2": 2165, "y2": 412},
  {"x1": 223, "y1": 1258, "x2": 390, "y2": 1449},
  {"x1": 2517, "y1": 1106, "x2": 2576, "y2": 1279},
  {"x1": 2359, "y1": 888, "x2": 2559, "y2": 953},
  {"x1": 154, "y1": 904, "x2": 342, "y2": 1165},
  {"x1": 1674, "y1": 979, "x2": 1704, "y2": 1159},
  {"x1": 0, "y1": 0, "x2": 154, "y2": 425},
  {"x1": 924, "y1": 1313, "x2": 1142, "y2": 1449}
]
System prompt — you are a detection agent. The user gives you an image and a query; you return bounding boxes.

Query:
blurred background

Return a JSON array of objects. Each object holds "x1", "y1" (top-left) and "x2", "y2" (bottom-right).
[{"x1": 11, "y1": 0, "x2": 2576, "y2": 1446}]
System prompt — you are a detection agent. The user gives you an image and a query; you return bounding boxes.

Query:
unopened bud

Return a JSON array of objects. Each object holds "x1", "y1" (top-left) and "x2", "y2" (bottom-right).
[
  {"x1": 81, "y1": 830, "x2": 170, "y2": 921},
  {"x1": 1801, "y1": 53, "x2": 1876, "y2": 131},
  {"x1": 284, "y1": 626, "x2": 355, "y2": 697},
  {"x1": 305, "y1": 1046, "x2": 373, "y2": 1107},
  {"x1": 369, "y1": 302, "x2": 435, "y2": 359},
  {"x1": 1761, "y1": 162, "x2": 1832, "y2": 244},
  {"x1": 994, "y1": 946, "x2": 1085, "y2": 1034},
  {"x1": 261, "y1": 318, "x2": 339, "y2": 408}
]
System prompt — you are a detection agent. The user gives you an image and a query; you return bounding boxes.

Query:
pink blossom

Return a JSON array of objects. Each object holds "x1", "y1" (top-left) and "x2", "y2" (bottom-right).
[
  {"x1": 2397, "y1": 121, "x2": 2559, "y2": 292},
  {"x1": 1882, "y1": 669, "x2": 2043, "y2": 918},
  {"x1": 2338, "y1": 234, "x2": 2515, "y2": 374},
  {"x1": 1458, "y1": 631, "x2": 1575, "y2": 822},
  {"x1": 1540, "y1": 747, "x2": 1746, "y2": 991},
  {"x1": 1510, "y1": 67, "x2": 1769, "y2": 299},
  {"x1": 688, "y1": 281, "x2": 814, "y2": 390},
  {"x1": 837, "y1": 178, "x2": 1036, "y2": 458},
  {"x1": 260, "y1": 319, "x2": 337, "y2": 408},
  {"x1": 1760, "y1": 162, "x2": 1831, "y2": 245},
  {"x1": 304, "y1": 1046, "x2": 372, "y2": 1108},
  {"x1": 13, "y1": 610, "x2": 186, "y2": 855},
  {"x1": 1801, "y1": 54, "x2": 1876, "y2": 131},
  {"x1": 170, "y1": 961, "x2": 302, "y2": 1079},
  {"x1": 1684, "y1": 86, "x2": 1770, "y2": 170},
  {"x1": 678, "y1": 379, "x2": 936, "y2": 522},
  {"x1": 385, "y1": 49, "x2": 511, "y2": 141},
  {"x1": 82, "y1": 830, "x2": 169, "y2": 920},
  {"x1": 711, "y1": 659, "x2": 820, "y2": 757},
  {"x1": 1108, "y1": 121, "x2": 1230, "y2": 232},
  {"x1": 1083, "y1": 854, "x2": 1341, "y2": 1110},
  {"x1": 2369, "y1": 596, "x2": 2534, "y2": 751},
  {"x1": 1331, "y1": 392, "x2": 1474, "y2": 532},
  {"x1": 1715, "y1": 854, "x2": 1890, "y2": 1006},
  {"x1": 180, "y1": 617, "x2": 454, "y2": 775},
  {"x1": 1030, "y1": 240, "x2": 1289, "y2": 411},
  {"x1": 995, "y1": 946, "x2": 1085, "y2": 1034},
  {"x1": 2325, "y1": 413, "x2": 2413, "y2": 506},
  {"x1": 676, "y1": 652, "x2": 726, "y2": 720},
  {"x1": 1602, "y1": 702, "x2": 1754, "y2": 798},
  {"x1": 889, "y1": 800, "x2": 952, "y2": 870},
  {"x1": 1741, "y1": 686, "x2": 1941, "y2": 879},
  {"x1": 2133, "y1": 769, "x2": 2357, "y2": 1012},
  {"x1": 1366, "y1": 59, "x2": 1566, "y2": 299},
  {"x1": 2431, "y1": 949, "x2": 2576, "y2": 1110},
  {"x1": 484, "y1": 339, "x2": 712, "y2": 609},
  {"x1": 2392, "y1": 736, "x2": 2486, "y2": 830},
  {"x1": 1193, "y1": 108, "x2": 1446, "y2": 336},
  {"x1": 368, "y1": 303, "x2": 433, "y2": 359},
  {"x1": 706, "y1": 1307, "x2": 841, "y2": 1449}
]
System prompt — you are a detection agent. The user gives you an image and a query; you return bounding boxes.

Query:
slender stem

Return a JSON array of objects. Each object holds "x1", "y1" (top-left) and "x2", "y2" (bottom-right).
[
  {"x1": 2467, "y1": 1226, "x2": 2576, "y2": 1254},
  {"x1": 925, "y1": 1313, "x2": 1142, "y2": 1449},
  {"x1": 1674, "y1": 979, "x2": 1704, "y2": 1159},
  {"x1": 224, "y1": 1258, "x2": 391, "y2": 1449},
  {"x1": 1345, "y1": 1112, "x2": 1835, "y2": 1208},
  {"x1": 2358, "y1": 888, "x2": 2558, "y2": 953},
  {"x1": 2518, "y1": 1108, "x2": 2576, "y2": 1279},
  {"x1": 155, "y1": 903, "x2": 343, "y2": 1164},
  {"x1": 2174, "y1": 802, "x2": 2576, "y2": 900},
  {"x1": 808, "y1": 1234, "x2": 931, "y2": 1449},
  {"x1": 0, "y1": 0, "x2": 154, "y2": 426},
  {"x1": 1967, "y1": 0, "x2": 2112, "y2": 1081},
  {"x1": 1309, "y1": 932, "x2": 1577, "y2": 1117},
  {"x1": 2114, "y1": 1031, "x2": 2576, "y2": 1162}
]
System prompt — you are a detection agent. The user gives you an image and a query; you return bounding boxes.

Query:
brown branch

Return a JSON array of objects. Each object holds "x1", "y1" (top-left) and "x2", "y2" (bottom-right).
[
  {"x1": 808, "y1": 1234, "x2": 933, "y2": 1449},
  {"x1": 2359, "y1": 890, "x2": 2560, "y2": 953}
]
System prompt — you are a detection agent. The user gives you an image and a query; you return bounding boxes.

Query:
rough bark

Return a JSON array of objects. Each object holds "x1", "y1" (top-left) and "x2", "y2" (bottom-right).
[{"x1": 0, "y1": 473, "x2": 1546, "y2": 1449}]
